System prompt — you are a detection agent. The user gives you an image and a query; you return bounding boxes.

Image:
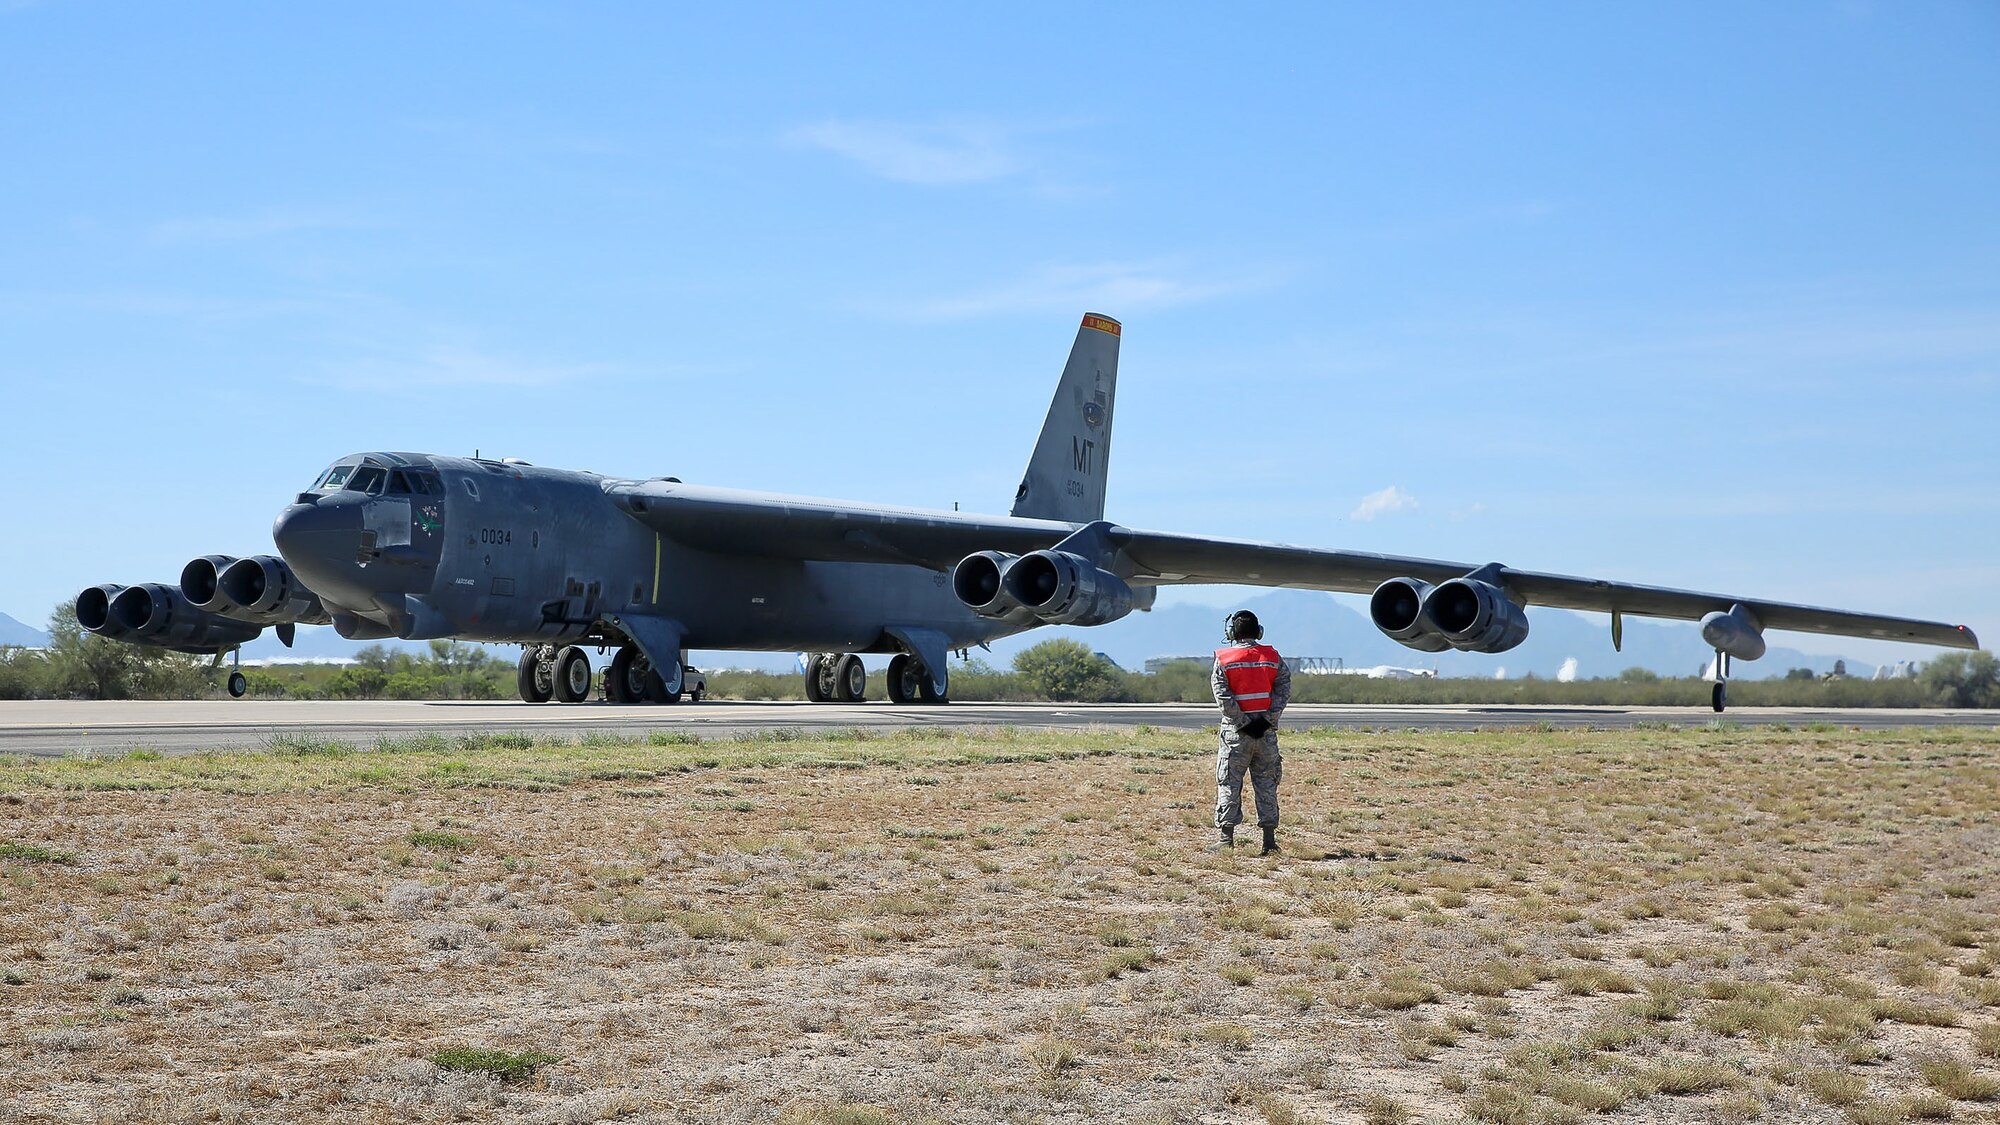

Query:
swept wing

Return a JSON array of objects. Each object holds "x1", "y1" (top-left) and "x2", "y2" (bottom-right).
[{"x1": 604, "y1": 480, "x2": 1978, "y2": 649}]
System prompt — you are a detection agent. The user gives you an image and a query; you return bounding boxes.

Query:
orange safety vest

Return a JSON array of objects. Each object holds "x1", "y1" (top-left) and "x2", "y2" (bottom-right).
[{"x1": 1215, "y1": 644, "x2": 1283, "y2": 712}]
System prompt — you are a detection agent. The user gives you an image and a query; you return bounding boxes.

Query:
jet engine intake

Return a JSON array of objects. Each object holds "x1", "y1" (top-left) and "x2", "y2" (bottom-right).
[
  {"x1": 179, "y1": 555, "x2": 237, "y2": 613},
  {"x1": 105, "y1": 583, "x2": 262, "y2": 652},
  {"x1": 1699, "y1": 603, "x2": 1766, "y2": 662},
  {"x1": 952, "y1": 552, "x2": 1030, "y2": 619},
  {"x1": 1421, "y1": 578, "x2": 1531, "y2": 653},
  {"x1": 213, "y1": 555, "x2": 329, "y2": 625},
  {"x1": 76, "y1": 583, "x2": 132, "y2": 639},
  {"x1": 1001, "y1": 550, "x2": 1136, "y2": 627},
  {"x1": 1369, "y1": 578, "x2": 1452, "y2": 653}
]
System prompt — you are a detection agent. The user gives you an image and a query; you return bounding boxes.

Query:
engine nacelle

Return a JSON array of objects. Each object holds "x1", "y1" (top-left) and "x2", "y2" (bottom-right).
[
  {"x1": 952, "y1": 551, "x2": 1027, "y2": 618},
  {"x1": 1369, "y1": 578, "x2": 1453, "y2": 653},
  {"x1": 106, "y1": 583, "x2": 262, "y2": 652},
  {"x1": 179, "y1": 555, "x2": 237, "y2": 613},
  {"x1": 1422, "y1": 578, "x2": 1531, "y2": 654},
  {"x1": 213, "y1": 555, "x2": 329, "y2": 625},
  {"x1": 1699, "y1": 603, "x2": 1766, "y2": 662},
  {"x1": 1002, "y1": 550, "x2": 1137, "y2": 627},
  {"x1": 76, "y1": 583, "x2": 133, "y2": 639}
]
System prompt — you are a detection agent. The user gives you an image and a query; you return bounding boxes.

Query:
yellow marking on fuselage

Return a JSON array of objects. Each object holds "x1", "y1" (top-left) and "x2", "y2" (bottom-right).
[{"x1": 652, "y1": 535, "x2": 662, "y2": 603}]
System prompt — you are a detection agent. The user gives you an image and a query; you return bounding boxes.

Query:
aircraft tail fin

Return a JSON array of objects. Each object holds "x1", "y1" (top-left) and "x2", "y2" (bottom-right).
[{"x1": 1011, "y1": 313, "x2": 1120, "y2": 523}]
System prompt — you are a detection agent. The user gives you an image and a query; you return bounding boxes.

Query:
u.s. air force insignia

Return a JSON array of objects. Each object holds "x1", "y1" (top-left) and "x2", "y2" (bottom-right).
[{"x1": 1082, "y1": 399, "x2": 1105, "y2": 429}]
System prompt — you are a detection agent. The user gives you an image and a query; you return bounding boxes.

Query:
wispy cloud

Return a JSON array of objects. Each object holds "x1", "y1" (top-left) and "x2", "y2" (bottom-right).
[
  {"x1": 785, "y1": 117, "x2": 1037, "y2": 185},
  {"x1": 865, "y1": 259, "x2": 1271, "y2": 321},
  {"x1": 1351, "y1": 485, "x2": 1419, "y2": 521},
  {"x1": 150, "y1": 208, "x2": 378, "y2": 245},
  {"x1": 304, "y1": 346, "x2": 609, "y2": 391}
]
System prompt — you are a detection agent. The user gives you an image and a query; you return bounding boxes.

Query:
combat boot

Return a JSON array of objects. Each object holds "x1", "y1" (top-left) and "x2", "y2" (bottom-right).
[
  {"x1": 1260, "y1": 826, "x2": 1278, "y2": 856},
  {"x1": 1207, "y1": 827, "x2": 1235, "y2": 853}
]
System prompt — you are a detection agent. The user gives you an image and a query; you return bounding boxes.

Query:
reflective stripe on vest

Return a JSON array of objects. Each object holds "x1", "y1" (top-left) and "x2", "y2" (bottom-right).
[{"x1": 1216, "y1": 644, "x2": 1281, "y2": 713}]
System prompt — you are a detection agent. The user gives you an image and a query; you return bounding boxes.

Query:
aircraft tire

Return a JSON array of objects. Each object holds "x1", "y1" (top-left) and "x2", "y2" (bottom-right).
[
  {"x1": 649, "y1": 672, "x2": 681, "y2": 704},
  {"x1": 1712, "y1": 682, "x2": 1727, "y2": 713},
  {"x1": 606, "y1": 647, "x2": 641, "y2": 703},
  {"x1": 553, "y1": 646, "x2": 592, "y2": 704},
  {"x1": 918, "y1": 666, "x2": 948, "y2": 705},
  {"x1": 517, "y1": 647, "x2": 553, "y2": 704},
  {"x1": 835, "y1": 653, "x2": 866, "y2": 703},
  {"x1": 227, "y1": 670, "x2": 248, "y2": 699},
  {"x1": 804, "y1": 654, "x2": 829, "y2": 703},
  {"x1": 886, "y1": 654, "x2": 917, "y2": 705}
]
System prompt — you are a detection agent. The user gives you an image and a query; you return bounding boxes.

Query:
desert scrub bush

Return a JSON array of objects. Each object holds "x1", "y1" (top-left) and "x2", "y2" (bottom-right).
[
  {"x1": 1360, "y1": 1095, "x2": 1409, "y2": 1125},
  {"x1": 1643, "y1": 1057, "x2": 1742, "y2": 1095},
  {"x1": 1916, "y1": 1054, "x2": 2000, "y2": 1101},
  {"x1": 1975, "y1": 1023, "x2": 2000, "y2": 1059},
  {"x1": 1252, "y1": 1093, "x2": 1301, "y2": 1125},
  {"x1": 1025, "y1": 1036, "x2": 1078, "y2": 1078},
  {"x1": 0, "y1": 842, "x2": 76, "y2": 865},
  {"x1": 1555, "y1": 963, "x2": 1636, "y2": 995},
  {"x1": 1197, "y1": 1023, "x2": 1251, "y2": 1051},
  {"x1": 407, "y1": 830, "x2": 473, "y2": 851},
  {"x1": 1462, "y1": 1082, "x2": 1537, "y2": 1123},
  {"x1": 1801, "y1": 1068, "x2": 1869, "y2": 1107},
  {"x1": 1366, "y1": 969, "x2": 1442, "y2": 1010},
  {"x1": 430, "y1": 1047, "x2": 559, "y2": 1082},
  {"x1": 1094, "y1": 949, "x2": 1152, "y2": 980},
  {"x1": 1872, "y1": 998, "x2": 1959, "y2": 1028}
]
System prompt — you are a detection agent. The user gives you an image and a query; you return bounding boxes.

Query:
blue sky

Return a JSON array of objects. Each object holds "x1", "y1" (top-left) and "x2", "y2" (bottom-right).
[{"x1": 3, "y1": 2, "x2": 1995, "y2": 664}]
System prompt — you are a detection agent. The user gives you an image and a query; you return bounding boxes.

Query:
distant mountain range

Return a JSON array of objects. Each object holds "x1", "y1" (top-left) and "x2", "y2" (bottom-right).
[
  {"x1": 8, "y1": 593, "x2": 1889, "y2": 679},
  {"x1": 0, "y1": 612, "x2": 49, "y2": 648}
]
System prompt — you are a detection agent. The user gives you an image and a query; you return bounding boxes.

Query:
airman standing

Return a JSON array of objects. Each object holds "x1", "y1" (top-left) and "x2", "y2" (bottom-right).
[{"x1": 1211, "y1": 609, "x2": 1291, "y2": 855}]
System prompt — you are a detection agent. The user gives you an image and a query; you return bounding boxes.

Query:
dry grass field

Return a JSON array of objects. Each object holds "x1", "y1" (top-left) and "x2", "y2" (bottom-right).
[{"x1": 2, "y1": 722, "x2": 1998, "y2": 1124}]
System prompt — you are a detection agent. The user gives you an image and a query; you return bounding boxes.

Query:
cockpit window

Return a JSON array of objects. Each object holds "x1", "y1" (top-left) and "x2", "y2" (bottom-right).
[
  {"x1": 412, "y1": 471, "x2": 442, "y2": 495},
  {"x1": 347, "y1": 466, "x2": 387, "y2": 495},
  {"x1": 316, "y1": 465, "x2": 355, "y2": 491},
  {"x1": 388, "y1": 471, "x2": 413, "y2": 495}
]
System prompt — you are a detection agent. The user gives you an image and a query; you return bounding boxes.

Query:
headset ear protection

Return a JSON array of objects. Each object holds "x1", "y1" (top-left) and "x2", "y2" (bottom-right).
[{"x1": 1225, "y1": 610, "x2": 1263, "y2": 643}]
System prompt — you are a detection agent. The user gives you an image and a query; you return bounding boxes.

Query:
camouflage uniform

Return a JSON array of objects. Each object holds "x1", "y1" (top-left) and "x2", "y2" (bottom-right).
[{"x1": 1212, "y1": 651, "x2": 1291, "y2": 830}]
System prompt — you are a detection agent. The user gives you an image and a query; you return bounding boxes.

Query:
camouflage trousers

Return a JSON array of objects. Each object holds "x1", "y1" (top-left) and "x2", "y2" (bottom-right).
[{"x1": 1215, "y1": 724, "x2": 1282, "y2": 829}]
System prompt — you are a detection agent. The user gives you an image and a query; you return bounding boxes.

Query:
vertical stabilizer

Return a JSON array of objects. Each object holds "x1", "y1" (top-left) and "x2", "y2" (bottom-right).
[{"x1": 1011, "y1": 313, "x2": 1120, "y2": 523}]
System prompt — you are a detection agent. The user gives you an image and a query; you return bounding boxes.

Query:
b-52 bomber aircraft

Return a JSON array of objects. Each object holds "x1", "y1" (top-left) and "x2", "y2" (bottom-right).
[{"x1": 77, "y1": 313, "x2": 1978, "y2": 711}]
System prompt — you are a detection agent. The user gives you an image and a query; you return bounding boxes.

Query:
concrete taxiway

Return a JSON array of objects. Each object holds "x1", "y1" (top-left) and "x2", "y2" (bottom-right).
[{"x1": 0, "y1": 699, "x2": 1992, "y2": 758}]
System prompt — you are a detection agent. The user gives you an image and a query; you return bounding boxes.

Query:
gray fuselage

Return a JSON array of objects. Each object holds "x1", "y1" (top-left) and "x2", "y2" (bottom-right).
[{"x1": 273, "y1": 452, "x2": 1034, "y2": 656}]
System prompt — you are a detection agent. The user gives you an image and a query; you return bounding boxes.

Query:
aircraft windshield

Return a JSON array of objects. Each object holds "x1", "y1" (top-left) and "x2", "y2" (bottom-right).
[
  {"x1": 347, "y1": 466, "x2": 387, "y2": 495},
  {"x1": 315, "y1": 465, "x2": 355, "y2": 490}
]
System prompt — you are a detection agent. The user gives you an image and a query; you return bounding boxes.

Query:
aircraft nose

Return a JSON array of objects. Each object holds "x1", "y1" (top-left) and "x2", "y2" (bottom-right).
[{"x1": 272, "y1": 497, "x2": 364, "y2": 589}]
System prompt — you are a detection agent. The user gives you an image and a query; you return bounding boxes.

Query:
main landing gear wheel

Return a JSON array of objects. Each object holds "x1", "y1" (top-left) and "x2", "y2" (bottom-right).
[
  {"x1": 1712, "y1": 682, "x2": 1728, "y2": 713},
  {"x1": 835, "y1": 653, "x2": 866, "y2": 702},
  {"x1": 919, "y1": 669, "x2": 947, "y2": 705},
  {"x1": 887, "y1": 654, "x2": 919, "y2": 705},
  {"x1": 804, "y1": 654, "x2": 830, "y2": 703},
  {"x1": 553, "y1": 646, "x2": 593, "y2": 704},
  {"x1": 609, "y1": 646, "x2": 674, "y2": 704},
  {"x1": 607, "y1": 646, "x2": 643, "y2": 703},
  {"x1": 516, "y1": 646, "x2": 554, "y2": 703},
  {"x1": 804, "y1": 653, "x2": 865, "y2": 703},
  {"x1": 887, "y1": 654, "x2": 948, "y2": 705},
  {"x1": 227, "y1": 671, "x2": 248, "y2": 698}
]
